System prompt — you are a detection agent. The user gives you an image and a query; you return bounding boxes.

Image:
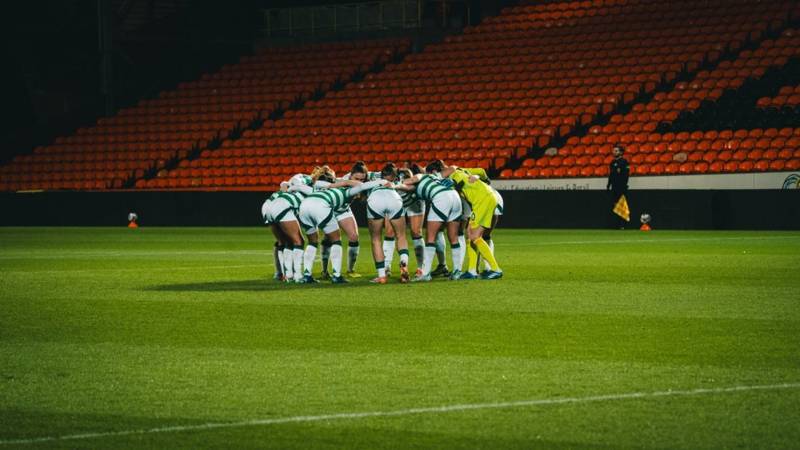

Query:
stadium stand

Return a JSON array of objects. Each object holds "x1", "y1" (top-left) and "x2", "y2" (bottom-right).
[
  {"x1": 535, "y1": 25, "x2": 800, "y2": 178},
  {"x1": 2, "y1": 0, "x2": 798, "y2": 191},
  {"x1": 0, "y1": 39, "x2": 407, "y2": 192}
]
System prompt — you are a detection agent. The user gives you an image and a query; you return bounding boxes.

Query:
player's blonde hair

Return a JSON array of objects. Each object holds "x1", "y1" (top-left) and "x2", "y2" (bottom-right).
[{"x1": 310, "y1": 165, "x2": 335, "y2": 182}]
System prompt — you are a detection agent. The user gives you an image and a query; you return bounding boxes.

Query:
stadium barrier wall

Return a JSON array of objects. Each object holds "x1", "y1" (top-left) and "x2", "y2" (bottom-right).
[{"x1": 0, "y1": 190, "x2": 797, "y2": 229}]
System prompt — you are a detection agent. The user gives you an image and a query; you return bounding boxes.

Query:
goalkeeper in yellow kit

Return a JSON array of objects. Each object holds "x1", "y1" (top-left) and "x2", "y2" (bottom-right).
[{"x1": 440, "y1": 164, "x2": 502, "y2": 279}]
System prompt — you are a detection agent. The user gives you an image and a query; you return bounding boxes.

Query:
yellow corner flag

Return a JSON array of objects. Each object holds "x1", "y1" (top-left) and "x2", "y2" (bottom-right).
[{"x1": 613, "y1": 194, "x2": 630, "y2": 222}]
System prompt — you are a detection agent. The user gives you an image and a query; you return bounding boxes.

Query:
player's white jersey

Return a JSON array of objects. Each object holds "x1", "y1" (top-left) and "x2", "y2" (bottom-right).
[{"x1": 415, "y1": 174, "x2": 453, "y2": 201}]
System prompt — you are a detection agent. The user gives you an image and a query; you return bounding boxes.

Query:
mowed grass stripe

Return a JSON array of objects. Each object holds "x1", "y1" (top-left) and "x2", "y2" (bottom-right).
[
  {"x1": 0, "y1": 227, "x2": 799, "y2": 449},
  {"x1": 2, "y1": 382, "x2": 799, "y2": 446}
]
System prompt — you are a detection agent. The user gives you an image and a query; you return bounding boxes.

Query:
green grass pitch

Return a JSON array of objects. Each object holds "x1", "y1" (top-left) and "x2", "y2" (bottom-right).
[{"x1": 1, "y1": 227, "x2": 799, "y2": 449}]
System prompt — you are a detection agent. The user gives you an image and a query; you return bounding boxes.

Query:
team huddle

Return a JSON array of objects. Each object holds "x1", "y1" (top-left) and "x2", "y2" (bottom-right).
[{"x1": 261, "y1": 160, "x2": 503, "y2": 284}]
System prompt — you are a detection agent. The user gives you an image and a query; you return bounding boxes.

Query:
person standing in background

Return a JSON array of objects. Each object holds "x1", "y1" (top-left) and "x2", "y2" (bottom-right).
[{"x1": 607, "y1": 145, "x2": 630, "y2": 229}]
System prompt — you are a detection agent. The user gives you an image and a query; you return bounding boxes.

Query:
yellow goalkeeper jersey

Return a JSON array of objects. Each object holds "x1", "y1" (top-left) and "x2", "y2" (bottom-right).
[
  {"x1": 462, "y1": 167, "x2": 490, "y2": 184},
  {"x1": 449, "y1": 169, "x2": 494, "y2": 206}
]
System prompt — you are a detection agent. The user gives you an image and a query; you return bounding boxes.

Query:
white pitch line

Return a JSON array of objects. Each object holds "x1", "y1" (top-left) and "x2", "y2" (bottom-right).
[{"x1": 1, "y1": 382, "x2": 798, "y2": 446}]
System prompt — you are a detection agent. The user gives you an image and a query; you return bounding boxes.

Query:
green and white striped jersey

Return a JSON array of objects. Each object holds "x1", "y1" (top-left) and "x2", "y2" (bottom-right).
[
  {"x1": 335, "y1": 171, "x2": 383, "y2": 213},
  {"x1": 289, "y1": 173, "x2": 312, "y2": 187},
  {"x1": 309, "y1": 180, "x2": 386, "y2": 210},
  {"x1": 308, "y1": 187, "x2": 352, "y2": 211},
  {"x1": 397, "y1": 185, "x2": 419, "y2": 208},
  {"x1": 342, "y1": 171, "x2": 381, "y2": 182},
  {"x1": 414, "y1": 174, "x2": 452, "y2": 201},
  {"x1": 275, "y1": 191, "x2": 303, "y2": 210}
]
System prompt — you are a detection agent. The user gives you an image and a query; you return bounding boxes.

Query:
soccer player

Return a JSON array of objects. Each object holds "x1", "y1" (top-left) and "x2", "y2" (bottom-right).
[
  {"x1": 445, "y1": 164, "x2": 503, "y2": 276},
  {"x1": 262, "y1": 180, "x2": 307, "y2": 283},
  {"x1": 482, "y1": 184, "x2": 504, "y2": 274},
  {"x1": 319, "y1": 161, "x2": 374, "y2": 279},
  {"x1": 261, "y1": 184, "x2": 285, "y2": 281},
  {"x1": 400, "y1": 164, "x2": 465, "y2": 281},
  {"x1": 440, "y1": 164, "x2": 503, "y2": 279},
  {"x1": 425, "y1": 160, "x2": 464, "y2": 276},
  {"x1": 296, "y1": 172, "x2": 389, "y2": 284},
  {"x1": 383, "y1": 166, "x2": 425, "y2": 277},
  {"x1": 365, "y1": 163, "x2": 410, "y2": 283},
  {"x1": 287, "y1": 166, "x2": 352, "y2": 283}
]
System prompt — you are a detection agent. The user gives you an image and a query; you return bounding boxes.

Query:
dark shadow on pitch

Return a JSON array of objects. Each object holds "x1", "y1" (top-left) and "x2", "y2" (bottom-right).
[{"x1": 146, "y1": 278, "x2": 373, "y2": 292}]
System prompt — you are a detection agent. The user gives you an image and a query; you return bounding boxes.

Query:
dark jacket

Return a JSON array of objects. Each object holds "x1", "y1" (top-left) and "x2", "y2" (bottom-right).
[{"x1": 607, "y1": 157, "x2": 629, "y2": 192}]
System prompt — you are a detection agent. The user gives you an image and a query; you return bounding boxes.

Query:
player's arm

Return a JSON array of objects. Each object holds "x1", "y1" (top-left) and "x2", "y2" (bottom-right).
[
  {"x1": 289, "y1": 184, "x2": 313, "y2": 195},
  {"x1": 321, "y1": 179, "x2": 359, "y2": 189},
  {"x1": 464, "y1": 168, "x2": 489, "y2": 183},
  {"x1": 289, "y1": 173, "x2": 310, "y2": 187},
  {"x1": 440, "y1": 165, "x2": 457, "y2": 178},
  {"x1": 347, "y1": 179, "x2": 388, "y2": 196},
  {"x1": 403, "y1": 174, "x2": 423, "y2": 185},
  {"x1": 393, "y1": 182, "x2": 414, "y2": 191}
]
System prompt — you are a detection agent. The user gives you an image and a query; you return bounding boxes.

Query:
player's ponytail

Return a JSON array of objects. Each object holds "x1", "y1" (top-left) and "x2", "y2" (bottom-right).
[
  {"x1": 425, "y1": 160, "x2": 444, "y2": 174},
  {"x1": 351, "y1": 161, "x2": 369, "y2": 176},
  {"x1": 380, "y1": 162, "x2": 397, "y2": 179}
]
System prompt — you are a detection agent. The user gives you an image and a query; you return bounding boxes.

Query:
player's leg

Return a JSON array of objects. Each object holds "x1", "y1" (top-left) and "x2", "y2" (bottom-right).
[
  {"x1": 338, "y1": 214, "x2": 361, "y2": 277},
  {"x1": 390, "y1": 215, "x2": 410, "y2": 283},
  {"x1": 367, "y1": 218, "x2": 388, "y2": 283},
  {"x1": 416, "y1": 218, "x2": 442, "y2": 281},
  {"x1": 323, "y1": 225, "x2": 345, "y2": 283},
  {"x1": 464, "y1": 202, "x2": 501, "y2": 279},
  {"x1": 278, "y1": 218, "x2": 305, "y2": 283},
  {"x1": 382, "y1": 216, "x2": 396, "y2": 276},
  {"x1": 482, "y1": 213, "x2": 500, "y2": 274},
  {"x1": 297, "y1": 200, "x2": 322, "y2": 283},
  {"x1": 408, "y1": 213, "x2": 425, "y2": 276},
  {"x1": 269, "y1": 224, "x2": 285, "y2": 281},
  {"x1": 432, "y1": 231, "x2": 449, "y2": 276},
  {"x1": 320, "y1": 234, "x2": 332, "y2": 280},
  {"x1": 482, "y1": 189, "x2": 503, "y2": 273},
  {"x1": 446, "y1": 219, "x2": 465, "y2": 279}
]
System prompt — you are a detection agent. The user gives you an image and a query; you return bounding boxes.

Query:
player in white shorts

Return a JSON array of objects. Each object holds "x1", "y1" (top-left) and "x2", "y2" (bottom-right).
[
  {"x1": 318, "y1": 161, "x2": 377, "y2": 279},
  {"x1": 399, "y1": 164, "x2": 465, "y2": 282},
  {"x1": 282, "y1": 167, "x2": 352, "y2": 283},
  {"x1": 261, "y1": 187, "x2": 285, "y2": 281},
  {"x1": 262, "y1": 181, "x2": 307, "y2": 283},
  {"x1": 365, "y1": 163, "x2": 410, "y2": 284},
  {"x1": 296, "y1": 171, "x2": 388, "y2": 284},
  {"x1": 382, "y1": 166, "x2": 425, "y2": 277}
]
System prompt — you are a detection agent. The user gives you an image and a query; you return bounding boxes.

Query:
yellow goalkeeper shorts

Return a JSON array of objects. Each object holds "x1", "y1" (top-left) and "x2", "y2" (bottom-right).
[{"x1": 468, "y1": 196, "x2": 497, "y2": 230}]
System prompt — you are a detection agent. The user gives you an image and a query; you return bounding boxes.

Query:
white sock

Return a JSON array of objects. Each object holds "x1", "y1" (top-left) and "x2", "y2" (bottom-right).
[
  {"x1": 399, "y1": 249, "x2": 409, "y2": 267},
  {"x1": 484, "y1": 239, "x2": 494, "y2": 271},
  {"x1": 412, "y1": 237, "x2": 425, "y2": 267},
  {"x1": 303, "y1": 244, "x2": 317, "y2": 276},
  {"x1": 321, "y1": 241, "x2": 331, "y2": 273},
  {"x1": 435, "y1": 232, "x2": 446, "y2": 266},
  {"x1": 451, "y1": 242, "x2": 464, "y2": 272},
  {"x1": 348, "y1": 241, "x2": 359, "y2": 272},
  {"x1": 276, "y1": 246, "x2": 285, "y2": 277},
  {"x1": 282, "y1": 247, "x2": 293, "y2": 279},
  {"x1": 376, "y1": 261, "x2": 386, "y2": 278},
  {"x1": 292, "y1": 248, "x2": 304, "y2": 281},
  {"x1": 330, "y1": 242, "x2": 343, "y2": 277},
  {"x1": 423, "y1": 244, "x2": 436, "y2": 275},
  {"x1": 383, "y1": 238, "x2": 396, "y2": 271}
]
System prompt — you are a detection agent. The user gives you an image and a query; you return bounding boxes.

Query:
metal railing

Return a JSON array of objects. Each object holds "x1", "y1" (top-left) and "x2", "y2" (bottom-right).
[{"x1": 262, "y1": 0, "x2": 422, "y2": 37}]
